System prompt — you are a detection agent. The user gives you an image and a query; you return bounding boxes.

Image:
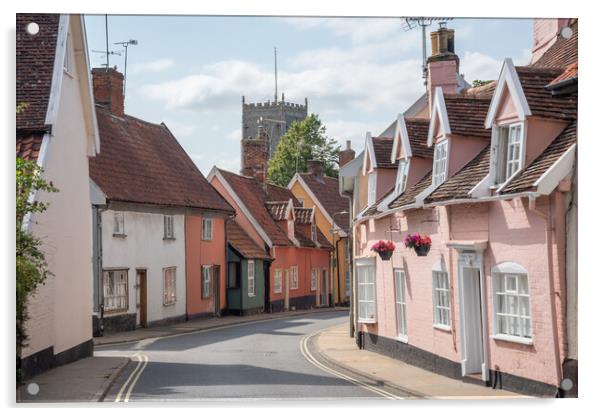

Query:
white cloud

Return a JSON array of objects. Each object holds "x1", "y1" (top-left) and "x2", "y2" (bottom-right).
[
  {"x1": 324, "y1": 119, "x2": 386, "y2": 153},
  {"x1": 130, "y1": 58, "x2": 174, "y2": 74},
  {"x1": 460, "y1": 51, "x2": 503, "y2": 83},
  {"x1": 285, "y1": 17, "x2": 405, "y2": 44},
  {"x1": 162, "y1": 119, "x2": 196, "y2": 137}
]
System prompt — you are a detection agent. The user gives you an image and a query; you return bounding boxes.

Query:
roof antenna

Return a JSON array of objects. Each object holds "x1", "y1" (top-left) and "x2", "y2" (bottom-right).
[
  {"x1": 274, "y1": 47, "x2": 278, "y2": 103},
  {"x1": 105, "y1": 15, "x2": 109, "y2": 70}
]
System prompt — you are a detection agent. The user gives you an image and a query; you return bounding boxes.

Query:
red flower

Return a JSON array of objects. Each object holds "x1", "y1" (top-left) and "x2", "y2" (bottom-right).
[{"x1": 371, "y1": 240, "x2": 396, "y2": 253}]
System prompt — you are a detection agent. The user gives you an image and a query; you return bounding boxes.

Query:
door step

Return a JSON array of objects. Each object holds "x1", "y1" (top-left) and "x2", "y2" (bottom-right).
[{"x1": 462, "y1": 373, "x2": 487, "y2": 386}]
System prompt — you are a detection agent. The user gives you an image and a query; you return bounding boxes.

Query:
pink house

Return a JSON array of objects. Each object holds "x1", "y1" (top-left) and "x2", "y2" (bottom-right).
[{"x1": 344, "y1": 20, "x2": 578, "y2": 397}]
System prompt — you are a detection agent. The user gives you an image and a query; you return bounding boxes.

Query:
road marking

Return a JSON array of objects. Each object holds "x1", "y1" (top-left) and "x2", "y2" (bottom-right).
[
  {"x1": 114, "y1": 353, "x2": 148, "y2": 402},
  {"x1": 299, "y1": 333, "x2": 403, "y2": 400}
]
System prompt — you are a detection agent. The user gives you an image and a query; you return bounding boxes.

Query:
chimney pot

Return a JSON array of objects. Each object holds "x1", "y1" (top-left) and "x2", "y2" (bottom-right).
[{"x1": 338, "y1": 141, "x2": 356, "y2": 168}]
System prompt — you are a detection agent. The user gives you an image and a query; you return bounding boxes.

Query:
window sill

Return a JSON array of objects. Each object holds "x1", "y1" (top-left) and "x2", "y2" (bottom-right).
[
  {"x1": 433, "y1": 323, "x2": 452, "y2": 332},
  {"x1": 113, "y1": 233, "x2": 127, "y2": 238},
  {"x1": 103, "y1": 308, "x2": 129, "y2": 315},
  {"x1": 163, "y1": 237, "x2": 176, "y2": 241},
  {"x1": 395, "y1": 335, "x2": 408, "y2": 343},
  {"x1": 492, "y1": 334, "x2": 533, "y2": 345},
  {"x1": 163, "y1": 301, "x2": 177, "y2": 307},
  {"x1": 358, "y1": 318, "x2": 377, "y2": 324},
  {"x1": 201, "y1": 238, "x2": 213, "y2": 242},
  {"x1": 248, "y1": 294, "x2": 256, "y2": 298}
]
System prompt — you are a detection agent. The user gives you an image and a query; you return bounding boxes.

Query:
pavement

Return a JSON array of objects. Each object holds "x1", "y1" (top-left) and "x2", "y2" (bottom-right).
[
  {"x1": 16, "y1": 355, "x2": 129, "y2": 403},
  {"x1": 94, "y1": 307, "x2": 349, "y2": 346},
  {"x1": 308, "y1": 323, "x2": 530, "y2": 399}
]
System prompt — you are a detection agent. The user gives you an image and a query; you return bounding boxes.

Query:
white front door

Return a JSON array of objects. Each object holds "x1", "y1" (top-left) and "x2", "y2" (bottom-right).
[{"x1": 460, "y1": 266, "x2": 485, "y2": 376}]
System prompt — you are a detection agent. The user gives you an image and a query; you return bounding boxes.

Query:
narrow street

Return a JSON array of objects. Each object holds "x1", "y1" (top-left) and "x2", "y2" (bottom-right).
[{"x1": 97, "y1": 311, "x2": 402, "y2": 401}]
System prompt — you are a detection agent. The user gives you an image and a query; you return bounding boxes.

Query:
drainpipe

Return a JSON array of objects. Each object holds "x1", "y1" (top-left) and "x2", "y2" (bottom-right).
[
  {"x1": 528, "y1": 194, "x2": 563, "y2": 389},
  {"x1": 445, "y1": 206, "x2": 458, "y2": 351},
  {"x1": 95, "y1": 205, "x2": 108, "y2": 336},
  {"x1": 335, "y1": 238, "x2": 342, "y2": 306}
]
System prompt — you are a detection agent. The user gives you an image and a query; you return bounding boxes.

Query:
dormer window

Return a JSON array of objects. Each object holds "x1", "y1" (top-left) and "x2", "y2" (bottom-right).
[
  {"x1": 495, "y1": 123, "x2": 524, "y2": 183},
  {"x1": 367, "y1": 172, "x2": 377, "y2": 206},
  {"x1": 432, "y1": 140, "x2": 448, "y2": 186},
  {"x1": 395, "y1": 159, "x2": 409, "y2": 194}
]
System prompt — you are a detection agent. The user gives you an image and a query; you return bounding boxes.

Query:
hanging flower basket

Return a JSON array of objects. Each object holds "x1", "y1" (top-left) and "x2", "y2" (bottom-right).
[
  {"x1": 371, "y1": 240, "x2": 396, "y2": 261},
  {"x1": 403, "y1": 233, "x2": 432, "y2": 257}
]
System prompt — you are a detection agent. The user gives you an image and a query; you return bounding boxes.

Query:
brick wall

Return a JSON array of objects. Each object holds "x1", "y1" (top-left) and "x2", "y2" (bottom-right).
[{"x1": 91, "y1": 68, "x2": 124, "y2": 117}]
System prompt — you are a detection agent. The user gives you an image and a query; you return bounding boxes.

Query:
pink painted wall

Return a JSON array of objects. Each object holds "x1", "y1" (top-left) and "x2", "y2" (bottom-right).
[
  {"x1": 495, "y1": 87, "x2": 520, "y2": 125},
  {"x1": 448, "y1": 135, "x2": 488, "y2": 177},
  {"x1": 524, "y1": 118, "x2": 568, "y2": 167},
  {"x1": 406, "y1": 157, "x2": 432, "y2": 189},
  {"x1": 376, "y1": 169, "x2": 396, "y2": 200},
  {"x1": 185, "y1": 216, "x2": 227, "y2": 317},
  {"x1": 427, "y1": 60, "x2": 458, "y2": 114},
  {"x1": 358, "y1": 194, "x2": 568, "y2": 387}
]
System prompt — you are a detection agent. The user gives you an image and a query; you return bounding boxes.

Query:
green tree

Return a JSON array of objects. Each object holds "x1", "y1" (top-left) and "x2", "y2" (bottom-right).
[
  {"x1": 472, "y1": 79, "x2": 493, "y2": 88},
  {"x1": 267, "y1": 114, "x2": 340, "y2": 187},
  {"x1": 16, "y1": 116, "x2": 58, "y2": 380}
]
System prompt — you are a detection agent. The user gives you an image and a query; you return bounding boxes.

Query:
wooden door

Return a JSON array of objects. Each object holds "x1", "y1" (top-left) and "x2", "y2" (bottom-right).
[{"x1": 137, "y1": 270, "x2": 147, "y2": 327}]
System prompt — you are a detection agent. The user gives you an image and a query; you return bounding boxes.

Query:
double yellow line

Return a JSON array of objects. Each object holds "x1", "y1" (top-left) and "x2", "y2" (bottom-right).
[
  {"x1": 115, "y1": 352, "x2": 149, "y2": 402},
  {"x1": 299, "y1": 333, "x2": 403, "y2": 400}
]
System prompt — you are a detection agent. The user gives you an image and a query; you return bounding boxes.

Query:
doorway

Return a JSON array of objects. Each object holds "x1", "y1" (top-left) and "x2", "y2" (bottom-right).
[
  {"x1": 284, "y1": 269, "x2": 290, "y2": 310},
  {"x1": 460, "y1": 266, "x2": 485, "y2": 377},
  {"x1": 136, "y1": 269, "x2": 147, "y2": 327},
  {"x1": 213, "y1": 265, "x2": 221, "y2": 316},
  {"x1": 320, "y1": 269, "x2": 328, "y2": 306}
]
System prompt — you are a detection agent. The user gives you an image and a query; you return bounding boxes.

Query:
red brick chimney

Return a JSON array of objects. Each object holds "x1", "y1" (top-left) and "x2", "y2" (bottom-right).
[
  {"x1": 339, "y1": 140, "x2": 355, "y2": 167},
  {"x1": 92, "y1": 67, "x2": 124, "y2": 117},
  {"x1": 241, "y1": 123, "x2": 269, "y2": 183},
  {"x1": 427, "y1": 24, "x2": 459, "y2": 114},
  {"x1": 307, "y1": 160, "x2": 324, "y2": 180}
]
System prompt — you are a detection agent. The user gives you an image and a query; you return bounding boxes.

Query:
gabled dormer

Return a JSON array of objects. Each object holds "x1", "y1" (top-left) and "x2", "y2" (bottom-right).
[
  {"x1": 265, "y1": 199, "x2": 296, "y2": 243},
  {"x1": 360, "y1": 132, "x2": 396, "y2": 209},
  {"x1": 471, "y1": 59, "x2": 573, "y2": 197}
]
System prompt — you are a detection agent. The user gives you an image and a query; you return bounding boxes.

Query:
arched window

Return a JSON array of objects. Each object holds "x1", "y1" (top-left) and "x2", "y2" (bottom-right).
[
  {"x1": 492, "y1": 262, "x2": 532, "y2": 340},
  {"x1": 432, "y1": 258, "x2": 450, "y2": 328}
]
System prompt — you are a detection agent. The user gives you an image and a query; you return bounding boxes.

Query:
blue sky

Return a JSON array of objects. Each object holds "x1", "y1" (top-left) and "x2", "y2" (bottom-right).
[{"x1": 83, "y1": 15, "x2": 533, "y2": 175}]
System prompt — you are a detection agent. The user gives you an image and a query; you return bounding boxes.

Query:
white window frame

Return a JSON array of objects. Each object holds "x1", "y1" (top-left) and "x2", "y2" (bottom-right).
[
  {"x1": 63, "y1": 32, "x2": 74, "y2": 76},
  {"x1": 432, "y1": 270, "x2": 451, "y2": 330},
  {"x1": 113, "y1": 211, "x2": 125, "y2": 236},
  {"x1": 432, "y1": 140, "x2": 449, "y2": 186},
  {"x1": 163, "y1": 267, "x2": 177, "y2": 306},
  {"x1": 310, "y1": 268, "x2": 318, "y2": 291},
  {"x1": 356, "y1": 257, "x2": 377, "y2": 323},
  {"x1": 274, "y1": 269, "x2": 283, "y2": 294},
  {"x1": 103, "y1": 269, "x2": 128, "y2": 312},
  {"x1": 394, "y1": 268, "x2": 408, "y2": 341},
  {"x1": 202, "y1": 265, "x2": 212, "y2": 299},
  {"x1": 395, "y1": 159, "x2": 409, "y2": 194},
  {"x1": 164, "y1": 215, "x2": 175, "y2": 239},
  {"x1": 202, "y1": 218, "x2": 213, "y2": 241},
  {"x1": 247, "y1": 260, "x2": 255, "y2": 297},
  {"x1": 492, "y1": 262, "x2": 532, "y2": 343},
  {"x1": 290, "y1": 266, "x2": 299, "y2": 290},
  {"x1": 495, "y1": 122, "x2": 524, "y2": 184},
  {"x1": 367, "y1": 171, "x2": 377, "y2": 206}
]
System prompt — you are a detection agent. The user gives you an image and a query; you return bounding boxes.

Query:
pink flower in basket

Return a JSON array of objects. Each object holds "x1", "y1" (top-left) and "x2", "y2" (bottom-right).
[{"x1": 371, "y1": 240, "x2": 396, "y2": 253}]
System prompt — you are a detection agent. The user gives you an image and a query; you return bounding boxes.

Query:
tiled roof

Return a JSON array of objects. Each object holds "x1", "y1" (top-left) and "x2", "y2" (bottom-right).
[
  {"x1": 547, "y1": 62, "x2": 578, "y2": 88},
  {"x1": 227, "y1": 220, "x2": 271, "y2": 260},
  {"x1": 388, "y1": 171, "x2": 432, "y2": 209},
  {"x1": 266, "y1": 183, "x2": 301, "y2": 206},
  {"x1": 266, "y1": 201, "x2": 290, "y2": 221},
  {"x1": 515, "y1": 66, "x2": 577, "y2": 121},
  {"x1": 89, "y1": 107, "x2": 234, "y2": 212},
  {"x1": 295, "y1": 227, "x2": 333, "y2": 250},
  {"x1": 217, "y1": 169, "x2": 293, "y2": 246},
  {"x1": 362, "y1": 186, "x2": 395, "y2": 217},
  {"x1": 298, "y1": 173, "x2": 349, "y2": 229},
  {"x1": 444, "y1": 95, "x2": 491, "y2": 138},
  {"x1": 461, "y1": 81, "x2": 498, "y2": 99},
  {"x1": 405, "y1": 118, "x2": 433, "y2": 158},
  {"x1": 16, "y1": 133, "x2": 44, "y2": 161},
  {"x1": 372, "y1": 137, "x2": 397, "y2": 169},
  {"x1": 502, "y1": 121, "x2": 577, "y2": 194},
  {"x1": 532, "y1": 20, "x2": 578, "y2": 69},
  {"x1": 425, "y1": 145, "x2": 491, "y2": 203},
  {"x1": 294, "y1": 207, "x2": 313, "y2": 224},
  {"x1": 16, "y1": 14, "x2": 60, "y2": 132}
]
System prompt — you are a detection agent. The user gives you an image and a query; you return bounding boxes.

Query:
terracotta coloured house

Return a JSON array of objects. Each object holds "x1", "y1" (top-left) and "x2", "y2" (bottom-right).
[
  {"x1": 16, "y1": 14, "x2": 100, "y2": 378},
  {"x1": 288, "y1": 151, "x2": 355, "y2": 306},
  {"x1": 208, "y1": 167, "x2": 333, "y2": 312},
  {"x1": 345, "y1": 20, "x2": 578, "y2": 397},
  {"x1": 89, "y1": 68, "x2": 234, "y2": 334}
]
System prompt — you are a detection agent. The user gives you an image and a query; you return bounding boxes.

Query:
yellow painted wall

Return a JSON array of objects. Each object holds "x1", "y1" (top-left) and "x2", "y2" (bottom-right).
[{"x1": 290, "y1": 180, "x2": 349, "y2": 304}]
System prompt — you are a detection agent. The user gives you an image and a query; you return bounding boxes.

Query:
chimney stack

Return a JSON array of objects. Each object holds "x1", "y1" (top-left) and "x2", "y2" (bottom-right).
[
  {"x1": 241, "y1": 122, "x2": 269, "y2": 184},
  {"x1": 307, "y1": 160, "x2": 325, "y2": 180},
  {"x1": 427, "y1": 25, "x2": 459, "y2": 114},
  {"x1": 338, "y1": 140, "x2": 356, "y2": 168},
  {"x1": 92, "y1": 67, "x2": 125, "y2": 117}
]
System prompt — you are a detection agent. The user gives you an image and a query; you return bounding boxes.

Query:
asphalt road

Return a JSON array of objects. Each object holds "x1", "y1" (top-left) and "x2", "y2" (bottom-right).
[{"x1": 96, "y1": 311, "x2": 387, "y2": 401}]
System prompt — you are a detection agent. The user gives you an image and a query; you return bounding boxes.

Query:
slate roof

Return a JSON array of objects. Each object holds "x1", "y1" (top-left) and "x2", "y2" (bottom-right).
[
  {"x1": 217, "y1": 169, "x2": 293, "y2": 246},
  {"x1": 372, "y1": 137, "x2": 397, "y2": 169},
  {"x1": 405, "y1": 118, "x2": 433, "y2": 158},
  {"x1": 294, "y1": 207, "x2": 313, "y2": 224},
  {"x1": 444, "y1": 95, "x2": 491, "y2": 138},
  {"x1": 532, "y1": 20, "x2": 578, "y2": 69},
  {"x1": 502, "y1": 121, "x2": 577, "y2": 194},
  {"x1": 515, "y1": 66, "x2": 577, "y2": 121},
  {"x1": 16, "y1": 133, "x2": 44, "y2": 161},
  {"x1": 89, "y1": 107, "x2": 234, "y2": 213},
  {"x1": 425, "y1": 145, "x2": 491, "y2": 203},
  {"x1": 298, "y1": 173, "x2": 349, "y2": 229},
  {"x1": 16, "y1": 13, "x2": 60, "y2": 132},
  {"x1": 227, "y1": 220, "x2": 271, "y2": 260},
  {"x1": 388, "y1": 171, "x2": 432, "y2": 209},
  {"x1": 265, "y1": 201, "x2": 290, "y2": 221}
]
